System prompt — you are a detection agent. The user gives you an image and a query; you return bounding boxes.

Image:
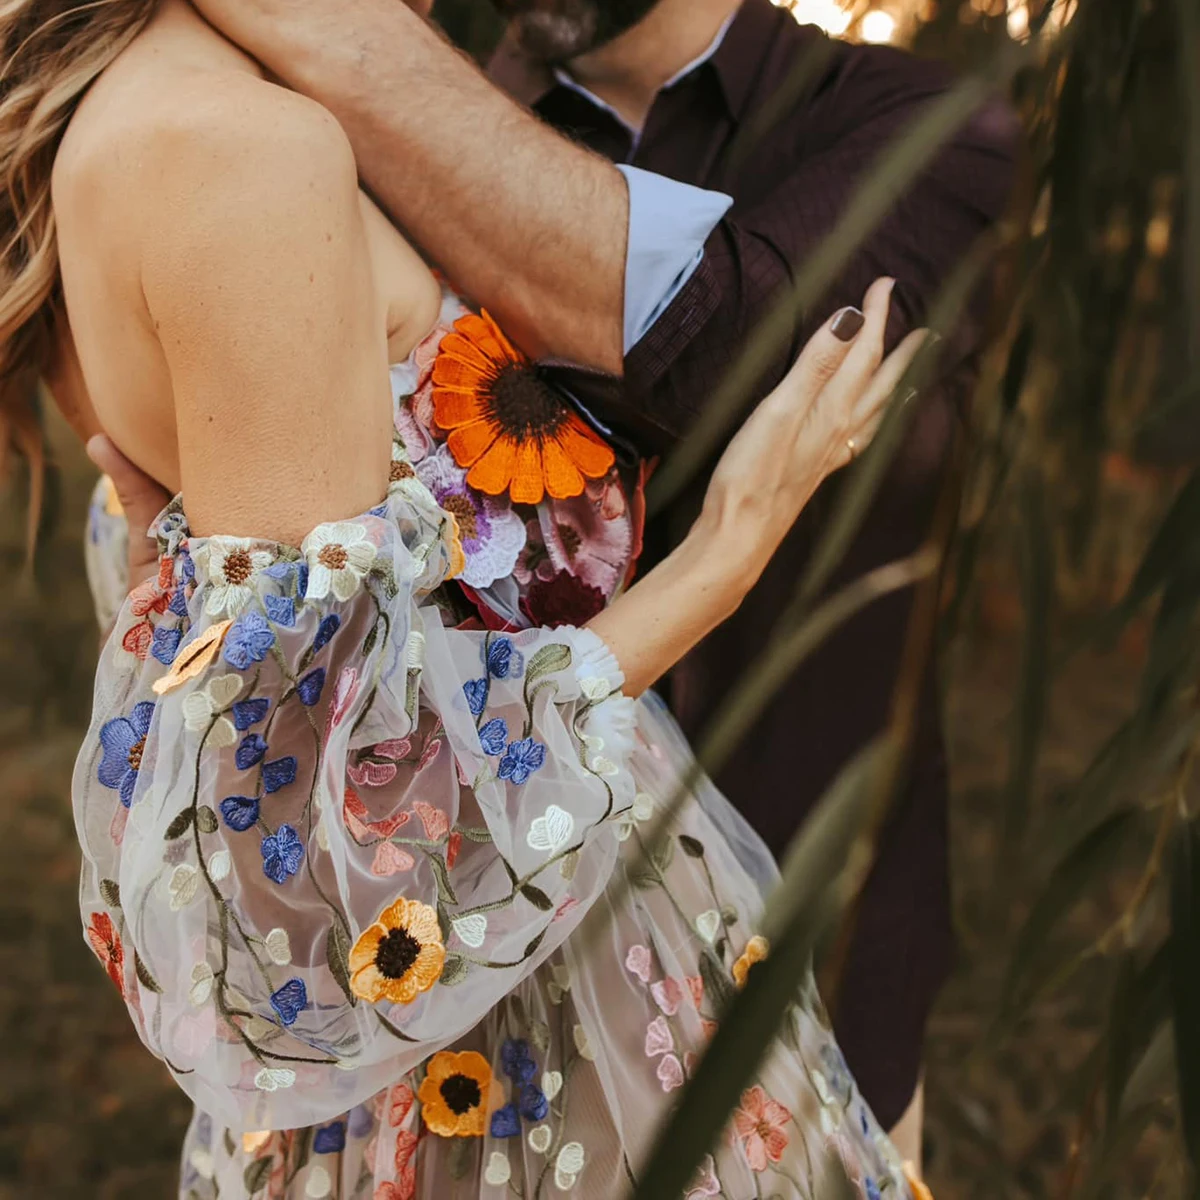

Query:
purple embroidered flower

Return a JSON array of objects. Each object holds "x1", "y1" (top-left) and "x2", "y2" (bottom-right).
[
  {"x1": 866, "y1": 1181, "x2": 882, "y2": 1200},
  {"x1": 479, "y1": 718, "x2": 508, "y2": 757},
  {"x1": 263, "y1": 756, "x2": 298, "y2": 794},
  {"x1": 232, "y1": 698, "x2": 269, "y2": 731},
  {"x1": 463, "y1": 677, "x2": 488, "y2": 717},
  {"x1": 220, "y1": 795, "x2": 260, "y2": 832},
  {"x1": 313, "y1": 1122, "x2": 346, "y2": 1154},
  {"x1": 487, "y1": 638, "x2": 514, "y2": 679},
  {"x1": 269, "y1": 977, "x2": 308, "y2": 1026},
  {"x1": 518, "y1": 1083, "x2": 549, "y2": 1122},
  {"x1": 498, "y1": 737, "x2": 546, "y2": 786},
  {"x1": 168, "y1": 586, "x2": 189, "y2": 617},
  {"x1": 490, "y1": 1104, "x2": 521, "y2": 1139},
  {"x1": 236, "y1": 734, "x2": 268, "y2": 770},
  {"x1": 263, "y1": 560, "x2": 308, "y2": 597},
  {"x1": 150, "y1": 626, "x2": 182, "y2": 666},
  {"x1": 500, "y1": 1038, "x2": 538, "y2": 1085},
  {"x1": 513, "y1": 517, "x2": 557, "y2": 587},
  {"x1": 297, "y1": 668, "x2": 326, "y2": 707},
  {"x1": 261, "y1": 824, "x2": 304, "y2": 884},
  {"x1": 312, "y1": 614, "x2": 340, "y2": 653},
  {"x1": 415, "y1": 444, "x2": 526, "y2": 588},
  {"x1": 264, "y1": 594, "x2": 296, "y2": 627},
  {"x1": 97, "y1": 701, "x2": 155, "y2": 807},
  {"x1": 223, "y1": 611, "x2": 275, "y2": 670}
]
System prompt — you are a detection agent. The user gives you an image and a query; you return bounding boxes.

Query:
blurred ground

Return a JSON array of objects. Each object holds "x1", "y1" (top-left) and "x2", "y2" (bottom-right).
[{"x1": 0, "y1": 407, "x2": 1172, "y2": 1198}]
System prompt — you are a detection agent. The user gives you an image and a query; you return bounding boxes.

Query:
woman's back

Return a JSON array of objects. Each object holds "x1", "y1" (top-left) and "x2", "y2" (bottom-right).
[{"x1": 52, "y1": 0, "x2": 441, "y2": 540}]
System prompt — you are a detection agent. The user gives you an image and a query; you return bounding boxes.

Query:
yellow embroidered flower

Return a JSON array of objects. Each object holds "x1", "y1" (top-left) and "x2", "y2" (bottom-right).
[
  {"x1": 348, "y1": 897, "x2": 445, "y2": 1005},
  {"x1": 418, "y1": 1049, "x2": 500, "y2": 1137},
  {"x1": 904, "y1": 1164, "x2": 935, "y2": 1200},
  {"x1": 732, "y1": 935, "x2": 769, "y2": 988}
]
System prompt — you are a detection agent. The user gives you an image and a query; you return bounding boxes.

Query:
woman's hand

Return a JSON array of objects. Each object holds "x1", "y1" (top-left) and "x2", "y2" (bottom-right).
[{"x1": 590, "y1": 277, "x2": 928, "y2": 697}]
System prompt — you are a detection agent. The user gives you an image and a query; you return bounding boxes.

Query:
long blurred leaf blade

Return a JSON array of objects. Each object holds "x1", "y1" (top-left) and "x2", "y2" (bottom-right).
[
  {"x1": 631, "y1": 738, "x2": 894, "y2": 1200},
  {"x1": 1170, "y1": 819, "x2": 1200, "y2": 1169},
  {"x1": 1117, "y1": 1019, "x2": 1176, "y2": 1124}
]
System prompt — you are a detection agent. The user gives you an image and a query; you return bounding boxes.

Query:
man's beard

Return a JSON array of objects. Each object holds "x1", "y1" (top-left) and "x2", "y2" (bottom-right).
[{"x1": 492, "y1": 0, "x2": 663, "y2": 63}]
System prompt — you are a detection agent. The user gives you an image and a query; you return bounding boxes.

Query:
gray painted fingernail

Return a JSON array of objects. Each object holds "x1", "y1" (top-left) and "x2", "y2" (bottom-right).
[{"x1": 830, "y1": 307, "x2": 865, "y2": 341}]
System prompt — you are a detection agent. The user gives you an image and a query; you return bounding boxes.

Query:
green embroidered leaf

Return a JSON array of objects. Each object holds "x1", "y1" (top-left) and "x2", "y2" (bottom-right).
[
  {"x1": 525, "y1": 643, "x2": 572, "y2": 687},
  {"x1": 679, "y1": 834, "x2": 706, "y2": 858},
  {"x1": 440, "y1": 954, "x2": 470, "y2": 987},
  {"x1": 437, "y1": 905, "x2": 451, "y2": 945},
  {"x1": 293, "y1": 1127, "x2": 313, "y2": 1176},
  {"x1": 721, "y1": 905, "x2": 740, "y2": 927},
  {"x1": 326, "y1": 921, "x2": 357, "y2": 1007},
  {"x1": 519, "y1": 883, "x2": 554, "y2": 912},
  {"x1": 164, "y1": 807, "x2": 194, "y2": 840},
  {"x1": 428, "y1": 853, "x2": 459, "y2": 906},
  {"x1": 362, "y1": 621, "x2": 380, "y2": 658},
  {"x1": 196, "y1": 805, "x2": 219, "y2": 834},
  {"x1": 99, "y1": 879, "x2": 121, "y2": 909},
  {"x1": 501, "y1": 857, "x2": 519, "y2": 887},
  {"x1": 134, "y1": 950, "x2": 164, "y2": 994},
  {"x1": 456, "y1": 825, "x2": 493, "y2": 843},
  {"x1": 448, "y1": 1132, "x2": 474, "y2": 1180},
  {"x1": 698, "y1": 949, "x2": 735, "y2": 1015},
  {"x1": 524, "y1": 930, "x2": 547, "y2": 959},
  {"x1": 244, "y1": 1157, "x2": 271, "y2": 1195},
  {"x1": 223, "y1": 1130, "x2": 236, "y2": 1157},
  {"x1": 629, "y1": 868, "x2": 662, "y2": 891},
  {"x1": 651, "y1": 836, "x2": 675, "y2": 874},
  {"x1": 529, "y1": 1018, "x2": 551, "y2": 1054}
]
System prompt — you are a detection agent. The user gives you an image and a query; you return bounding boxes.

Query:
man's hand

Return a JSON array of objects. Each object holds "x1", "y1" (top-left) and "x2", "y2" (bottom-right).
[
  {"x1": 86, "y1": 435, "x2": 171, "y2": 593},
  {"x1": 189, "y1": 0, "x2": 628, "y2": 371}
]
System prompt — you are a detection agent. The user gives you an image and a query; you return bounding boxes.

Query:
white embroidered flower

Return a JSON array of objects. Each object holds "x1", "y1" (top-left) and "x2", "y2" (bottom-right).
[
  {"x1": 188, "y1": 962, "x2": 214, "y2": 1007},
  {"x1": 542, "y1": 1070, "x2": 563, "y2": 1101},
  {"x1": 573, "y1": 1023, "x2": 595, "y2": 1061},
  {"x1": 305, "y1": 1165, "x2": 332, "y2": 1198},
  {"x1": 405, "y1": 628, "x2": 426, "y2": 671},
  {"x1": 555, "y1": 1142, "x2": 586, "y2": 1191},
  {"x1": 484, "y1": 1152, "x2": 512, "y2": 1186},
  {"x1": 188, "y1": 1148, "x2": 215, "y2": 1180},
  {"x1": 615, "y1": 792, "x2": 654, "y2": 842},
  {"x1": 695, "y1": 909, "x2": 722, "y2": 944},
  {"x1": 316, "y1": 816, "x2": 331, "y2": 852},
  {"x1": 452, "y1": 913, "x2": 488, "y2": 949},
  {"x1": 254, "y1": 1067, "x2": 296, "y2": 1092},
  {"x1": 389, "y1": 442, "x2": 434, "y2": 504},
  {"x1": 580, "y1": 675, "x2": 611, "y2": 702},
  {"x1": 168, "y1": 864, "x2": 200, "y2": 911},
  {"x1": 302, "y1": 522, "x2": 377, "y2": 602},
  {"x1": 548, "y1": 963, "x2": 572, "y2": 1006},
  {"x1": 208, "y1": 850, "x2": 231, "y2": 882},
  {"x1": 194, "y1": 537, "x2": 274, "y2": 618},
  {"x1": 264, "y1": 927, "x2": 292, "y2": 965},
  {"x1": 527, "y1": 805, "x2": 575, "y2": 855},
  {"x1": 181, "y1": 673, "x2": 242, "y2": 748},
  {"x1": 527, "y1": 1125, "x2": 553, "y2": 1155}
]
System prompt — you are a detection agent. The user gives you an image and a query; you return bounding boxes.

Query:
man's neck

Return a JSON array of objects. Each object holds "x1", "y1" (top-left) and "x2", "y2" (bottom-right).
[{"x1": 563, "y1": 0, "x2": 742, "y2": 130}]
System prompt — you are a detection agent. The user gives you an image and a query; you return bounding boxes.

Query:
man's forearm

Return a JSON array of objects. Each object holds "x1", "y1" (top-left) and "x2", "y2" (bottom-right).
[{"x1": 198, "y1": 0, "x2": 627, "y2": 371}]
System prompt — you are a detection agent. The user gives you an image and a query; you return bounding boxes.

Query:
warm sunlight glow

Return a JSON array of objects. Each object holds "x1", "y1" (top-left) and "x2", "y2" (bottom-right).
[
  {"x1": 860, "y1": 9, "x2": 898, "y2": 41},
  {"x1": 772, "y1": 0, "x2": 853, "y2": 37}
]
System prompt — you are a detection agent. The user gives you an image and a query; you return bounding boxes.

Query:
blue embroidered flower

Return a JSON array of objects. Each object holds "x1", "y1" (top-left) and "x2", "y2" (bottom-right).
[
  {"x1": 264, "y1": 594, "x2": 296, "y2": 627},
  {"x1": 264, "y1": 560, "x2": 308, "y2": 597},
  {"x1": 478, "y1": 718, "x2": 508, "y2": 757},
  {"x1": 866, "y1": 1180, "x2": 882, "y2": 1200},
  {"x1": 219, "y1": 795, "x2": 260, "y2": 832},
  {"x1": 348, "y1": 1104, "x2": 374, "y2": 1138},
  {"x1": 498, "y1": 738, "x2": 546, "y2": 785},
  {"x1": 312, "y1": 614, "x2": 341, "y2": 653},
  {"x1": 518, "y1": 1083, "x2": 549, "y2": 1122},
  {"x1": 179, "y1": 549, "x2": 196, "y2": 584},
  {"x1": 223, "y1": 611, "x2": 275, "y2": 670},
  {"x1": 313, "y1": 1122, "x2": 346, "y2": 1154},
  {"x1": 463, "y1": 677, "x2": 488, "y2": 717},
  {"x1": 500, "y1": 1039, "x2": 538, "y2": 1085},
  {"x1": 236, "y1": 734, "x2": 268, "y2": 770},
  {"x1": 819, "y1": 1043, "x2": 853, "y2": 1102},
  {"x1": 487, "y1": 638, "x2": 514, "y2": 679},
  {"x1": 261, "y1": 824, "x2": 304, "y2": 883},
  {"x1": 168, "y1": 586, "x2": 189, "y2": 617},
  {"x1": 297, "y1": 668, "x2": 326, "y2": 707},
  {"x1": 232, "y1": 697, "x2": 270, "y2": 731},
  {"x1": 269, "y1": 977, "x2": 308, "y2": 1026},
  {"x1": 263, "y1": 756, "x2": 298, "y2": 794},
  {"x1": 150, "y1": 626, "x2": 182, "y2": 666},
  {"x1": 489, "y1": 1104, "x2": 521, "y2": 1139},
  {"x1": 97, "y1": 701, "x2": 155, "y2": 807}
]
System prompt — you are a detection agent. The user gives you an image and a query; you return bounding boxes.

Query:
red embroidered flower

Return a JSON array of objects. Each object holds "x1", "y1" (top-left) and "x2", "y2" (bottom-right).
[
  {"x1": 733, "y1": 1085, "x2": 792, "y2": 1172},
  {"x1": 519, "y1": 569, "x2": 605, "y2": 629},
  {"x1": 86, "y1": 911, "x2": 125, "y2": 996},
  {"x1": 121, "y1": 620, "x2": 154, "y2": 660}
]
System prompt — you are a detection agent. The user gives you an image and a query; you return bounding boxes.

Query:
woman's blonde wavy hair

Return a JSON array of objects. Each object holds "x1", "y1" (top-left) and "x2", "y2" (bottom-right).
[{"x1": 0, "y1": 0, "x2": 157, "y2": 545}]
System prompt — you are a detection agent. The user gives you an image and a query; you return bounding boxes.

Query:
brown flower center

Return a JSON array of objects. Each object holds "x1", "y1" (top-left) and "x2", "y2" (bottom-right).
[
  {"x1": 222, "y1": 549, "x2": 254, "y2": 586},
  {"x1": 486, "y1": 363, "x2": 568, "y2": 442},
  {"x1": 318, "y1": 544, "x2": 349, "y2": 571},
  {"x1": 127, "y1": 737, "x2": 145, "y2": 773},
  {"x1": 442, "y1": 494, "x2": 479, "y2": 541},
  {"x1": 375, "y1": 926, "x2": 422, "y2": 980},
  {"x1": 390, "y1": 460, "x2": 416, "y2": 482},
  {"x1": 756, "y1": 1119, "x2": 773, "y2": 1140},
  {"x1": 440, "y1": 1073, "x2": 482, "y2": 1116},
  {"x1": 557, "y1": 523, "x2": 582, "y2": 560}
]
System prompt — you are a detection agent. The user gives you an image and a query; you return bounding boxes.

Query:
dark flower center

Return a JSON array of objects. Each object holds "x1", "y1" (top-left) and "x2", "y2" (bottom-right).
[
  {"x1": 390, "y1": 460, "x2": 416, "y2": 482},
  {"x1": 375, "y1": 927, "x2": 421, "y2": 979},
  {"x1": 127, "y1": 737, "x2": 146, "y2": 773},
  {"x1": 440, "y1": 1073, "x2": 482, "y2": 1115},
  {"x1": 486, "y1": 363, "x2": 568, "y2": 442},
  {"x1": 443, "y1": 493, "x2": 479, "y2": 541},
  {"x1": 223, "y1": 549, "x2": 253, "y2": 586},
  {"x1": 557, "y1": 523, "x2": 582, "y2": 560},
  {"x1": 318, "y1": 544, "x2": 349, "y2": 571}
]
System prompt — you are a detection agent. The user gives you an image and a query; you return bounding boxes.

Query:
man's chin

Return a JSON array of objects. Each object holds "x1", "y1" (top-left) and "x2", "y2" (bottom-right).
[{"x1": 510, "y1": 9, "x2": 600, "y2": 63}]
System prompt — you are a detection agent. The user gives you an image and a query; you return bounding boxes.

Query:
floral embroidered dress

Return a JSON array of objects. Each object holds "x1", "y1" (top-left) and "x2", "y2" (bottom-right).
[{"x1": 75, "y1": 292, "x2": 919, "y2": 1200}]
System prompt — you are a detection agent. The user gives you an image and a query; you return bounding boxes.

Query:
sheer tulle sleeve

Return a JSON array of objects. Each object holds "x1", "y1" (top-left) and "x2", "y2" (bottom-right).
[
  {"x1": 84, "y1": 475, "x2": 131, "y2": 634},
  {"x1": 72, "y1": 460, "x2": 637, "y2": 1132}
]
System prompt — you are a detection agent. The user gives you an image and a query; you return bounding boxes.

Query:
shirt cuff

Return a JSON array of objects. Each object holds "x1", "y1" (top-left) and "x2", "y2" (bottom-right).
[{"x1": 618, "y1": 164, "x2": 731, "y2": 354}]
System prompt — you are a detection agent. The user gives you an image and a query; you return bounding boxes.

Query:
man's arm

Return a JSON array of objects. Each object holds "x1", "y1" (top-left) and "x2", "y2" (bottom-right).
[{"x1": 192, "y1": 0, "x2": 631, "y2": 372}]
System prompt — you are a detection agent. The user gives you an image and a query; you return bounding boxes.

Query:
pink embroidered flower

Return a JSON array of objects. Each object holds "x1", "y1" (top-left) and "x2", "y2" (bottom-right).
[
  {"x1": 371, "y1": 842, "x2": 416, "y2": 875},
  {"x1": 686, "y1": 975, "x2": 704, "y2": 1009},
  {"x1": 625, "y1": 944, "x2": 652, "y2": 983},
  {"x1": 326, "y1": 667, "x2": 361, "y2": 735},
  {"x1": 416, "y1": 445, "x2": 526, "y2": 589},
  {"x1": 389, "y1": 1083, "x2": 415, "y2": 1127},
  {"x1": 348, "y1": 759, "x2": 399, "y2": 788},
  {"x1": 412, "y1": 801, "x2": 450, "y2": 841},
  {"x1": 685, "y1": 1154, "x2": 721, "y2": 1199},
  {"x1": 656, "y1": 1053, "x2": 684, "y2": 1091},
  {"x1": 445, "y1": 830, "x2": 462, "y2": 869},
  {"x1": 513, "y1": 517, "x2": 557, "y2": 586},
  {"x1": 553, "y1": 895, "x2": 580, "y2": 922},
  {"x1": 541, "y1": 486, "x2": 633, "y2": 599},
  {"x1": 121, "y1": 619, "x2": 154, "y2": 661},
  {"x1": 417, "y1": 732, "x2": 442, "y2": 771},
  {"x1": 651, "y1": 977, "x2": 683, "y2": 1016},
  {"x1": 733, "y1": 1085, "x2": 792, "y2": 1172},
  {"x1": 644, "y1": 1015, "x2": 673, "y2": 1057}
]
